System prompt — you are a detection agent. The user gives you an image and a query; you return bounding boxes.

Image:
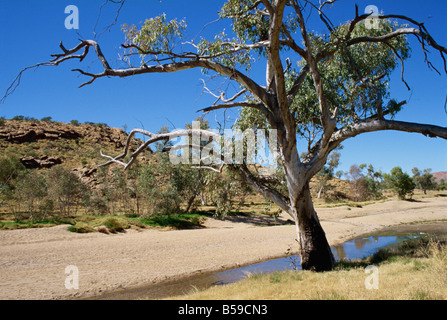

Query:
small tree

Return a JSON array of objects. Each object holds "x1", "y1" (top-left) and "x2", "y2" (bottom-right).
[
  {"x1": 316, "y1": 151, "x2": 340, "y2": 199},
  {"x1": 14, "y1": 170, "x2": 47, "y2": 218},
  {"x1": 412, "y1": 167, "x2": 437, "y2": 194},
  {"x1": 138, "y1": 153, "x2": 186, "y2": 216},
  {"x1": 438, "y1": 179, "x2": 446, "y2": 191},
  {"x1": 46, "y1": 166, "x2": 88, "y2": 216},
  {"x1": 346, "y1": 164, "x2": 369, "y2": 201},
  {"x1": 0, "y1": 155, "x2": 26, "y2": 202},
  {"x1": 387, "y1": 166, "x2": 415, "y2": 200},
  {"x1": 361, "y1": 163, "x2": 384, "y2": 199},
  {"x1": 335, "y1": 170, "x2": 344, "y2": 180}
]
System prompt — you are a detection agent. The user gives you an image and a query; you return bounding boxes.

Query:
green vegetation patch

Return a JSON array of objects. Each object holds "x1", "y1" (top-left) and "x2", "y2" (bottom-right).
[
  {"x1": 0, "y1": 216, "x2": 74, "y2": 230},
  {"x1": 129, "y1": 213, "x2": 205, "y2": 229},
  {"x1": 63, "y1": 213, "x2": 206, "y2": 233}
]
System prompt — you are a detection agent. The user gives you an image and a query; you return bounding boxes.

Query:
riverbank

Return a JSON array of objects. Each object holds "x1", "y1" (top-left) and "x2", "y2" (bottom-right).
[
  {"x1": 176, "y1": 234, "x2": 447, "y2": 300},
  {"x1": 0, "y1": 196, "x2": 446, "y2": 300}
]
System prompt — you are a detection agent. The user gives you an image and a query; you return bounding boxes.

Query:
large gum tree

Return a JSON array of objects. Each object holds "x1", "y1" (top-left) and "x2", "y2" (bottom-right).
[{"x1": 5, "y1": 0, "x2": 447, "y2": 271}]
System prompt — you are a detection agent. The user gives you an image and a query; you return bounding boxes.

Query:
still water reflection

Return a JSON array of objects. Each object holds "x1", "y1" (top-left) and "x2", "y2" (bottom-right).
[
  {"x1": 214, "y1": 235, "x2": 415, "y2": 284},
  {"x1": 331, "y1": 235, "x2": 414, "y2": 261},
  {"x1": 94, "y1": 234, "x2": 416, "y2": 300}
]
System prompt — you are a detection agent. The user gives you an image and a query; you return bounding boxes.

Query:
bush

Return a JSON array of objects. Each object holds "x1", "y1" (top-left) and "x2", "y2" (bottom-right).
[
  {"x1": 103, "y1": 217, "x2": 128, "y2": 233},
  {"x1": 46, "y1": 166, "x2": 88, "y2": 216},
  {"x1": 14, "y1": 170, "x2": 47, "y2": 217},
  {"x1": 346, "y1": 164, "x2": 370, "y2": 202},
  {"x1": 386, "y1": 167, "x2": 416, "y2": 200},
  {"x1": 12, "y1": 115, "x2": 25, "y2": 121},
  {"x1": 138, "y1": 154, "x2": 186, "y2": 215},
  {"x1": 68, "y1": 222, "x2": 96, "y2": 233},
  {"x1": 0, "y1": 155, "x2": 26, "y2": 200}
]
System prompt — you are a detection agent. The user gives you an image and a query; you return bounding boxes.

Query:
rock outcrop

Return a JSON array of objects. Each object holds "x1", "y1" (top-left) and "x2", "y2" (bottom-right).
[
  {"x1": 20, "y1": 155, "x2": 63, "y2": 169},
  {"x1": 0, "y1": 120, "x2": 145, "y2": 186},
  {"x1": 0, "y1": 120, "x2": 129, "y2": 148}
]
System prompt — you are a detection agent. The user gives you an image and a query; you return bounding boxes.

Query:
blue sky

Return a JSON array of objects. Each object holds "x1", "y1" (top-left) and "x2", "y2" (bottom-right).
[{"x1": 0, "y1": 0, "x2": 446, "y2": 175}]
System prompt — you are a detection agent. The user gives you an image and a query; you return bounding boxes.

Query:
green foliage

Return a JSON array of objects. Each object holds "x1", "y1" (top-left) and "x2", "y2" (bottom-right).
[
  {"x1": 385, "y1": 167, "x2": 416, "y2": 200},
  {"x1": 234, "y1": 105, "x2": 271, "y2": 132},
  {"x1": 67, "y1": 222, "x2": 96, "y2": 234},
  {"x1": 236, "y1": 18, "x2": 411, "y2": 140},
  {"x1": 438, "y1": 179, "x2": 446, "y2": 191},
  {"x1": 122, "y1": 13, "x2": 187, "y2": 58},
  {"x1": 204, "y1": 167, "x2": 252, "y2": 218},
  {"x1": 317, "y1": 151, "x2": 340, "y2": 198},
  {"x1": 133, "y1": 213, "x2": 204, "y2": 229},
  {"x1": 14, "y1": 170, "x2": 47, "y2": 216},
  {"x1": 0, "y1": 155, "x2": 26, "y2": 200},
  {"x1": 11, "y1": 115, "x2": 38, "y2": 121},
  {"x1": 11, "y1": 115, "x2": 25, "y2": 121},
  {"x1": 137, "y1": 153, "x2": 196, "y2": 215},
  {"x1": 84, "y1": 191, "x2": 109, "y2": 215},
  {"x1": 46, "y1": 166, "x2": 89, "y2": 216},
  {"x1": 219, "y1": 0, "x2": 270, "y2": 45},
  {"x1": 360, "y1": 164, "x2": 384, "y2": 199},
  {"x1": 412, "y1": 168, "x2": 437, "y2": 194},
  {"x1": 103, "y1": 217, "x2": 128, "y2": 233},
  {"x1": 294, "y1": 19, "x2": 409, "y2": 124},
  {"x1": 346, "y1": 164, "x2": 369, "y2": 202},
  {"x1": 197, "y1": 31, "x2": 253, "y2": 72}
]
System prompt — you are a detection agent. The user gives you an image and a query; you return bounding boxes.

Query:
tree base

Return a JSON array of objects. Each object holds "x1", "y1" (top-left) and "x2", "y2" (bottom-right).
[
  {"x1": 298, "y1": 213, "x2": 335, "y2": 271},
  {"x1": 295, "y1": 184, "x2": 335, "y2": 272}
]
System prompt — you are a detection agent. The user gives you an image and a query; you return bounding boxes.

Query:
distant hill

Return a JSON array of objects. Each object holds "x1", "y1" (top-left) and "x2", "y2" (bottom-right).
[{"x1": 432, "y1": 171, "x2": 447, "y2": 183}]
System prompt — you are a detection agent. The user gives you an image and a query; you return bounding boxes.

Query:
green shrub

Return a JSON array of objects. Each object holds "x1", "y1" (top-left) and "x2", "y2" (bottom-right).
[
  {"x1": 103, "y1": 217, "x2": 128, "y2": 233},
  {"x1": 68, "y1": 222, "x2": 96, "y2": 233},
  {"x1": 386, "y1": 167, "x2": 416, "y2": 200}
]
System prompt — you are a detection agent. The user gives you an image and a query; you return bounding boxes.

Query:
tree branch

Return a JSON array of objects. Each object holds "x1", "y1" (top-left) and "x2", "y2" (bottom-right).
[
  {"x1": 99, "y1": 128, "x2": 221, "y2": 168},
  {"x1": 329, "y1": 119, "x2": 447, "y2": 150},
  {"x1": 291, "y1": 0, "x2": 336, "y2": 154},
  {"x1": 100, "y1": 124, "x2": 292, "y2": 215},
  {"x1": 237, "y1": 163, "x2": 291, "y2": 214},
  {"x1": 197, "y1": 101, "x2": 267, "y2": 114},
  {"x1": 50, "y1": 40, "x2": 272, "y2": 107}
]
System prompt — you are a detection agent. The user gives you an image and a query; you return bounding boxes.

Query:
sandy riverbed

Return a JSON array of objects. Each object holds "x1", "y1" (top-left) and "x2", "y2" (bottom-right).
[{"x1": 0, "y1": 196, "x2": 446, "y2": 300}]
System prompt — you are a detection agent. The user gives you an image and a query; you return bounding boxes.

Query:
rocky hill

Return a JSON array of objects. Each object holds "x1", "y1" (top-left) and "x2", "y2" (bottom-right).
[
  {"x1": 432, "y1": 171, "x2": 447, "y2": 183},
  {"x1": 1, "y1": 119, "x2": 444, "y2": 195},
  {"x1": 0, "y1": 119, "x2": 143, "y2": 185}
]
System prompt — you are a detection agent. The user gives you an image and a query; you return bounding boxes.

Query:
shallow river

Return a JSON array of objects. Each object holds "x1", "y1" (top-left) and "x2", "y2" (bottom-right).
[{"x1": 92, "y1": 234, "x2": 417, "y2": 300}]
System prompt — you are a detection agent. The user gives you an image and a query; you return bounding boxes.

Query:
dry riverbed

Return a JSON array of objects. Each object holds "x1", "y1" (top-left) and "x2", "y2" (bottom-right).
[{"x1": 0, "y1": 196, "x2": 446, "y2": 300}]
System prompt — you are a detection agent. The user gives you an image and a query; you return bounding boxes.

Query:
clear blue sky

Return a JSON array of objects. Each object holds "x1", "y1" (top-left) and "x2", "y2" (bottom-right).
[{"x1": 0, "y1": 0, "x2": 446, "y2": 175}]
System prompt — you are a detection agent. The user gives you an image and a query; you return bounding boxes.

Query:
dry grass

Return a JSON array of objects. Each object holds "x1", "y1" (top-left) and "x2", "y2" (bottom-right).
[{"x1": 170, "y1": 238, "x2": 447, "y2": 300}]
